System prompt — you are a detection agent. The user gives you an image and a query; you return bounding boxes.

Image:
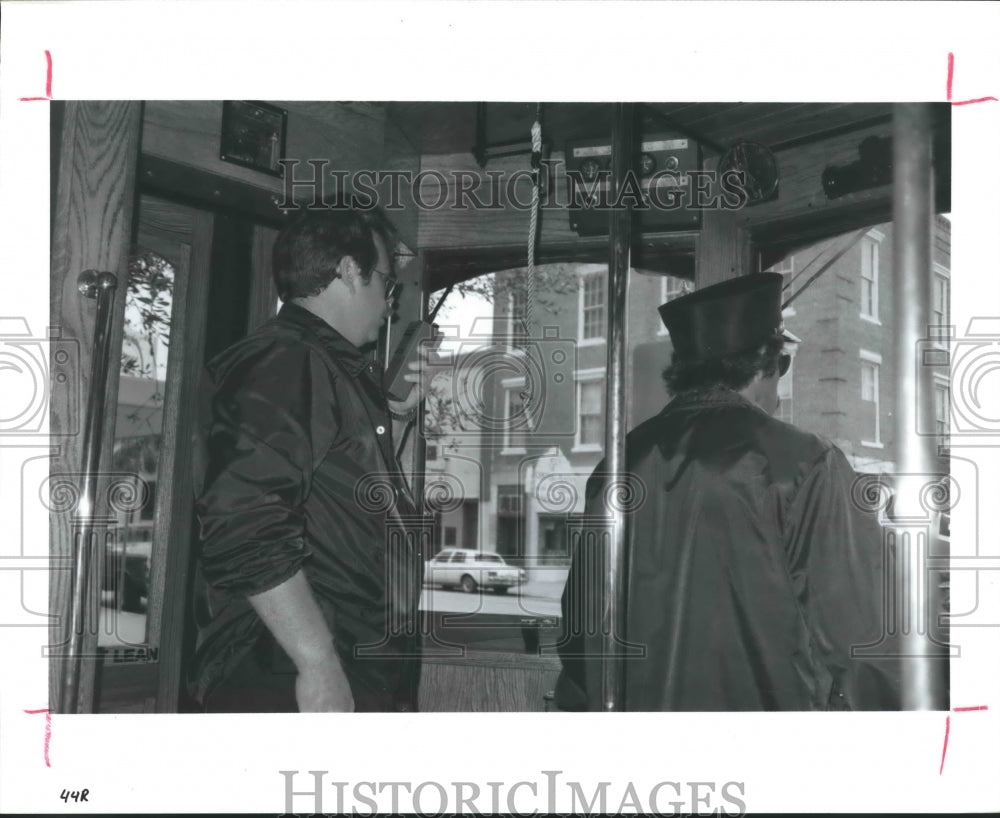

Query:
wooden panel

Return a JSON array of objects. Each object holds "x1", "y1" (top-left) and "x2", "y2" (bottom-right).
[
  {"x1": 418, "y1": 652, "x2": 560, "y2": 712},
  {"x1": 49, "y1": 101, "x2": 143, "y2": 712},
  {"x1": 247, "y1": 225, "x2": 279, "y2": 332},
  {"x1": 381, "y1": 108, "x2": 422, "y2": 249},
  {"x1": 141, "y1": 101, "x2": 386, "y2": 201},
  {"x1": 146, "y1": 203, "x2": 214, "y2": 713},
  {"x1": 416, "y1": 151, "x2": 585, "y2": 252},
  {"x1": 696, "y1": 209, "x2": 752, "y2": 286},
  {"x1": 740, "y1": 122, "x2": 894, "y2": 238}
]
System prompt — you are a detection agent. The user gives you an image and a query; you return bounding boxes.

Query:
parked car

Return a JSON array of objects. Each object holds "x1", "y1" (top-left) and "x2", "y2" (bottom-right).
[{"x1": 425, "y1": 549, "x2": 526, "y2": 593}]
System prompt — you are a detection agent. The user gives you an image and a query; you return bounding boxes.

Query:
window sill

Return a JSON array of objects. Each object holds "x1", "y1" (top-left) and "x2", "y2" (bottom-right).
[
  {"x1": 859, "y1": 313, "x2": 882, "y2": 326},
  {"x1": 860, "y1": 440, "x2": 884, "y2": 450}
]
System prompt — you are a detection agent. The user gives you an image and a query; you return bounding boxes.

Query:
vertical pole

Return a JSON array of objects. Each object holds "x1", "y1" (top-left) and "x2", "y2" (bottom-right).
[
  {"x1": 61, "y1": 271, "x2": 118, "y2": 715},
  {"x1": 601, "y1": 103, "x2": 635, "y2": 711},
  {"x1": 892, "y1": 103, "x2": 945, "y2": 709}
]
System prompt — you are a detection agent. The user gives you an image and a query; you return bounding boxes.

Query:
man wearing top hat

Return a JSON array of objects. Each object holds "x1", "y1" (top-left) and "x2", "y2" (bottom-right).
[{"x1": 556, "y1": 272, "x2": 901, "y2": 711}]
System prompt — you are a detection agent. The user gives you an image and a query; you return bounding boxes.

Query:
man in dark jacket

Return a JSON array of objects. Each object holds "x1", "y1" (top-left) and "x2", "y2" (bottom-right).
[
  {"x1": 188, "y1": 208, "x2": 427, "y2": 713},
  {"x1": 556, "y1": 272, "x2": 901, "y2": 711}
]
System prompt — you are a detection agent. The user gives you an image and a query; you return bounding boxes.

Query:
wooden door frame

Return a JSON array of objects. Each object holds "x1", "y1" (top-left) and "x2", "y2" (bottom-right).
[
  {"x1": 127, "y1": 197, "x2": 214, "y2": 713},
  {"x1": 50, "y1": 101, "x2": 143, "y2": 713}
]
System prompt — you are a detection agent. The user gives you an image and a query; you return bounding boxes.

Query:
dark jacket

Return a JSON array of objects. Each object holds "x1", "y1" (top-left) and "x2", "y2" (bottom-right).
[
  {"x1": 187, "y1": 304, "x2": 423, "y2": 706},
  {"x1": 557, "y1": 387, "x2": 901, "y2": 711}
]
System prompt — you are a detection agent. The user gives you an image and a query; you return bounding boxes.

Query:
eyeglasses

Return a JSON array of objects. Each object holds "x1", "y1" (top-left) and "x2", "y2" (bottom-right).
[
  {"x1": 778, "y1": 354, "x2": 792, "y2": 377},
  {"x1": 372, "y1": 268, "x2": 401, "y2": 301}
]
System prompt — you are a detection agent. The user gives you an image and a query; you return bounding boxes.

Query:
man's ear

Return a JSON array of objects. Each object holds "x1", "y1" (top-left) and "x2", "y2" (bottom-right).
[{"x1": 336, "y1": 254, "x2": 361, "y2": 292}]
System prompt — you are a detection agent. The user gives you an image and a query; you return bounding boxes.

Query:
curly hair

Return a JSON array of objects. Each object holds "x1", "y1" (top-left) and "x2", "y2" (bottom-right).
[
  {"x1": 662, "y1": 336, "x2": 786, "y2": 396},
  {"x1": 271, "y1": 207, "x2": 394, "y2": 301}
]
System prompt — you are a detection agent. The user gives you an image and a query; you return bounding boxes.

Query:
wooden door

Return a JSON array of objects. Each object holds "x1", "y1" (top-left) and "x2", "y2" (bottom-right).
[
  {"x1": 92, "y1": 196, "x2": 213, "y2": 713},
  {"x1": 50, "y1": 102, "x2": 142, "y2": 713}
]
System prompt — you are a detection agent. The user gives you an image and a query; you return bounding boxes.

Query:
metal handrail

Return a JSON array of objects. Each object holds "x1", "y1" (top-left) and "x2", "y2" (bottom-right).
[{"x1": 60, "y1": 270, "x2": 118, "y2": 714}]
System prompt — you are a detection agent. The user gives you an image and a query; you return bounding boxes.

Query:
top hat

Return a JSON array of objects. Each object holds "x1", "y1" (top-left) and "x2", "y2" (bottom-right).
[{"x1": 658, "y1": 272, "x2": 800, "y2": 363}]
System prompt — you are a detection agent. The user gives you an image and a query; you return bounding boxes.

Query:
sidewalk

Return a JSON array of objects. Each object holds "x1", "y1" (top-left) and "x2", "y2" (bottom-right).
[{"x1": 519, "y1": 569, "x2": 568, "y2": 602}]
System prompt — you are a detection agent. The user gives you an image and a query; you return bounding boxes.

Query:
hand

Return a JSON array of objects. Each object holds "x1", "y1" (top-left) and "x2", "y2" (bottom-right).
[
  {"x1": 387, "y1": 343, "x2": 442, "y2": 415},
  {"x1": 295, "y1": 658, "x2": 355, "y2": 712}
]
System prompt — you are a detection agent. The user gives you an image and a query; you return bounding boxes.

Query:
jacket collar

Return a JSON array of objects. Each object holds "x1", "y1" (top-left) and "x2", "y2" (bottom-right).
[
  {"x1": 665, "y1": 385, "x2": 765, "y2": 414},
  {"x1": 276, "y1": 302, "x2": 376, "y2": 378}
]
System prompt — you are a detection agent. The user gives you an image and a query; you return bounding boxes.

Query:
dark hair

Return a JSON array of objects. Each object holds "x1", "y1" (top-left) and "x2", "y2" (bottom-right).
[
  {"x1": 662, "y1": 336, "x2": 785, "y2": 395},
  {"x1": 271, "y1": 208, "x2": 394, "y2": 301}
]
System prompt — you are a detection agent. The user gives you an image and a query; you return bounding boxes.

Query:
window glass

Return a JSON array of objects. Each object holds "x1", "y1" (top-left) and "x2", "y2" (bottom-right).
[
  {"x1": 421, "y1": 221, "x2": 950, "y2": 667},
  {"x1": 105, "y1": 248, "x2": 176, "y2": 649},
  {"x1": 578, "y1": 380, "x2": 604, "y2": 448},
  {"x1": 582, "y1": 272, "x2": 606, "y2": 340},
  {"x1": 861, "y1": 239, "x2": 879, "y2": 319}
]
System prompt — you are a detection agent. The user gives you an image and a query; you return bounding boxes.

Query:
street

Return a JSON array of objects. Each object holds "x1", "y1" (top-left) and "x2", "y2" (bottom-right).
[{"x1": 420, "y1": 579, "x2": 563, "y2": 618}]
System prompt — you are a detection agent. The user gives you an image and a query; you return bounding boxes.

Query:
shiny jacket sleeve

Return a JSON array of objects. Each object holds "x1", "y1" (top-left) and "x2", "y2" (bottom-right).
[
  {"x1": 195, "y1": 341, "x2": 339, "y2": 598},
  {"x1": 784, "y1": 447, "x2": 903, "y2": 710}
]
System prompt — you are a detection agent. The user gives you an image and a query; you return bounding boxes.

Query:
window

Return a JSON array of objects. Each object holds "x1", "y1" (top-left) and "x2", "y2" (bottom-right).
[
  {"x1": 860, "y1": 238, "x2": 880, "y2": 321},
  {"x1": 766, "y1": 254, "x2": 794, "y2": 275},
  {"x1": 498, "y1": 490, "x2": 521, "y2": 515},
  {"x1": 580, "y1": 271, "x2": 606, "y2": 342},
  {"x1": 450, "y1": 551, "x2": 467, "y2": 564},
  {"x1": 932, "y1": 273, "x2": 950, "y2": 328},
  {"x1": 934, "y1": 379, "x2": 950, "y2": 438},
  {"x1": 660, "y1": 274, "x2": 692, "y2": 303},
  {"x1": 444, "y1": 527, "x2": 458, "y2": 546},
  {"x1": 577, "y1": 379, "x2": 604, "y2": 450},
  {"x1": 776, "y1": 357, "x2": 793, "y2": 424},
  {"x1": 501, "y1": 378, "x2": 530, "y2": 452},
  {"x1": 860, "y1": 350, "x2": 882, "y2": 446},
  {"x1": 507, "y1": 286, "x2": 528, "y2": 349},
  {"x1": 658, "y1": 275, "x2": 693, "y2": 333}
]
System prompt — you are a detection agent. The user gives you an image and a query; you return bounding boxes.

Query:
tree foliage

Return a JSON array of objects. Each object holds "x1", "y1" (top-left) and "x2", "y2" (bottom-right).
[{"x1": 121, "y1": 250, "x2": 174, "y2": 380}]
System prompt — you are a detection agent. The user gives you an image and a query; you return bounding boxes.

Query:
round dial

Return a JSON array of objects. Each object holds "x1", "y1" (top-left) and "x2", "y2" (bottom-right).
[{"x1": 718, "y1": 141, "x2": 778, "y2": 204}]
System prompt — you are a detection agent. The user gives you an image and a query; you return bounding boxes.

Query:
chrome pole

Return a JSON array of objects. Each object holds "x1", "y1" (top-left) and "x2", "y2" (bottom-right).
[
  {"x1": 892, "y1": 103, "x2": 946, "y2": 709},
  {"x1": 601, "y1": 103, "x2": 635, "y2": 711},
  {"x1": 60, "y1": 270, "x2": 118, "y2": 714}
]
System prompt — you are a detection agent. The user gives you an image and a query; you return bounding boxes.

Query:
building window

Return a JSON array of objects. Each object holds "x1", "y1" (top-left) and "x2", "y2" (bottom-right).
[
  {"x1": 660, "y1": 274, "x2": 692, "y2": 304},
  {"x1": 507, "y1": 285, "x2": 528, "y2": 349},
  {"x1": 766, "y1": 254, "x2": 794, "y2": 275},
  {"x1": 932, "y1": 273, "x2": 950, "y2": 328},
  {"x1": 444, "y1": 526, "x2": 458, "y2": 546},
  {"x1": 501, "y1": 377, "x2": 530, "y2": 452},
  {"x1": 934, "y1": 379, "x2": 950, "y2": 438},
  {"x1": 776, "y1": 357, "x2": 793, "y2": 424},
  {"x1": 580, "y1": 271, "x2": 606, "y2": 342},
  {"x1": 658, "y1": 275, "x2": 693, "y2": 334},
  {"x1": 860, "y1": 350, "x2": 882, "y2": 447},
  {"x1": 576, "y1": 378, "x2": 604, "y2": 450},
  {"x1": 860, "y1": 238, "x2": 880, "y2": 321}
]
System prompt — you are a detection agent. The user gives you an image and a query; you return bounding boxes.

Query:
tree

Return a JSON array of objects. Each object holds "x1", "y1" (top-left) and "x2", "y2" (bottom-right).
[{"x1": 121, "y1": 250, "x2": 174, "y2": 380}]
